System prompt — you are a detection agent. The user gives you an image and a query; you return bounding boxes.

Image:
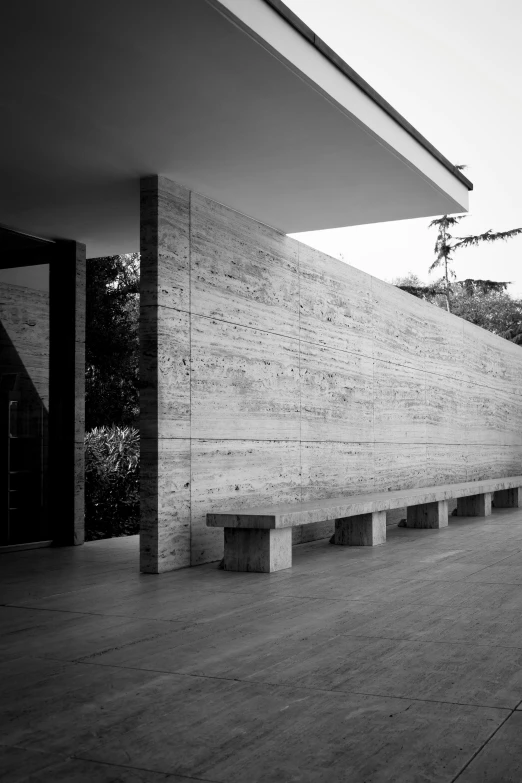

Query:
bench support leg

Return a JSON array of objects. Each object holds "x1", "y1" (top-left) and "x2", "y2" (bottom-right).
[
  {"x1": 405, "y1": 500, "x2": 448, "y2": 529},
  {"x1": 457, "y1": 492, "x2": 492, "y2": 517},
  {"x1": 223, "y1": 528, "x2": 292, "y2": 573},
  {"x1": 334, "y1": 511, "x2": 386, "y2": 546},
  {"x1": 493, "y1": 488, "x2": 522, "y2": 508}
]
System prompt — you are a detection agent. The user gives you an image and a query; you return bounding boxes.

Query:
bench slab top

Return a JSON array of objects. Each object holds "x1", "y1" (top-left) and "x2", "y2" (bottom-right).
[{"x1": 206, "y1": 476, "x2": 522, "y2": 529}]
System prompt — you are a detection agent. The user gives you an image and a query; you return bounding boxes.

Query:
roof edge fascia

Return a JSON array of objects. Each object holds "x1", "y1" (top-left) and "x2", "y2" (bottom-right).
[
  {"x1": 207, "y1": 0, "x2": 472, "y2": 195},
  {"x1": 263, "y1": 0, "x2": 472, "y2": 191}
]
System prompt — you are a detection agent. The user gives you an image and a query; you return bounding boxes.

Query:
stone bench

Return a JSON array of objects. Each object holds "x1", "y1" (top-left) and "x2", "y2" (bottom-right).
[{"x1": 206, "y1": 476, "x2": 522, "y2": 573}]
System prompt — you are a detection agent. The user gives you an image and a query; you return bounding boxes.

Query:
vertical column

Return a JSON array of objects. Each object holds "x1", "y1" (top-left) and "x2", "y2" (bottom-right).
[
  {"x1": 334, "y1": 511, "x2": 387, "y2": 546},
  {"x1": 223, "y1": 528, "x2": 293, "y2": 572},
  {"x1": 140, "y1": 176, "x2": 191, "y2": 573},
  {"x1": 405, "y1": 500, "x2": 448, "y2": 529},
  {"x1": 457, "y1": 492, "x2": 492, "y2": 517},
  {"x1": 49, "y1": 240, "x2": 86, "y2": 545},
  {"x1": 494, "y1": 488, "x2": 522, "y2": 508}
]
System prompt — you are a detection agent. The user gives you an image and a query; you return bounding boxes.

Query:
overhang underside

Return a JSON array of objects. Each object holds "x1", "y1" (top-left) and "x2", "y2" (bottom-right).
[{"x1": 0, "y1": 0, "x2": 470, "y2": 258}]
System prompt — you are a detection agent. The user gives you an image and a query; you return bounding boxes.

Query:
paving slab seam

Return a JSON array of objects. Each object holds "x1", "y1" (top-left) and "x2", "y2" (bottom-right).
[
  {"x1": 419, "y1": 578, "x2": 522, "y2": 586},
  {"x1": 2, "y1": 581, "x2": 274, "y2": 608},
  {"x1": 395, "y1": 572, "x2": 520, "y2": 585},
  {"x1": 0, "y1": 581, "x2": 174, "y2": 603},
  {"x1": 0, "y1": 743, "x2": 220, "y2": 783},
  {"x1": 1, "y1": 603, "x2": 189, "y2": 624},
  {"x1": 68, "y1": 661, "x2": 516, "y2": 711},
  {"x1": 0, "y1": 741, "x2": 68, "y2": 758},
  {"x1": 1, "y1": 603, "x2": 134, "y2": 617},
  {"x1": 12, "y1": 607, "x2": 185, "y2": 621},
  {"x1": 71, "y1": 753, "x2": 221, "y2": 782},
  {"x1": 450, "y1": 706, "x2": 518, "y2": 782},
  {"x1": 411, "y1": 558, "x2": 522, "y2": 580},
  {"x1": 71, "y1": 630, "x2": 201, "y2": 662},
  {"x1": 414, "y1": 550, "x2": 522, "y2": 569},
  {"x1": 246, "y1": 591, "x2": 479, "y2": 604},
  {"x1": 339, "y1": 633, "x2": 522, "y2": 651},
  {"x1": 2, "y1": 605, "x2": 216, "y2": 622}
]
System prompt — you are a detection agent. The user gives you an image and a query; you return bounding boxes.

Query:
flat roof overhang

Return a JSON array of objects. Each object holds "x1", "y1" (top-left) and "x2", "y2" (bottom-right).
[{"x1": 0, "y1": 0, "x2": 471, "y2": 258}]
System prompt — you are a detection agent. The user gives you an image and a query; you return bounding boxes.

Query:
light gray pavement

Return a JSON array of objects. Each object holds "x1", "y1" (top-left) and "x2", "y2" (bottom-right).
[{"x1": 3, "y1": 510, "x2": 522, "y2": 781}]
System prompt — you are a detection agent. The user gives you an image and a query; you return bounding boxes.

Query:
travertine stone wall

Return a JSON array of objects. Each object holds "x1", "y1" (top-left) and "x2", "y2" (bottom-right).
[
  {"x1": 140, "y1": 178, "x2": 191, "y2": 573},
  {"x1": 140, "y1": 176, "x2": 522, "y2": 572},
  {"x1": 0, "y1": 282, "x2": 49, "y2": 406}
]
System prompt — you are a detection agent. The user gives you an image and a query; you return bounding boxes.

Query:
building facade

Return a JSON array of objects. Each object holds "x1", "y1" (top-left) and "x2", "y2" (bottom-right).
[{"x1": 1, "y1": 0, "x2": 482, "y2": 569}]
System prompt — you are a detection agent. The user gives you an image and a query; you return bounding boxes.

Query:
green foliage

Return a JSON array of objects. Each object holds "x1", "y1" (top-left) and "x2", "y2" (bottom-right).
[
  {"x1": 397, "y1": 283, "x2": 442, "y2": 298},
  {"x1": 391, "y1": 272, "x2": 424, "y2": 288},
  {"x1": 447, "y1": 286, "x2": 522, "y2": 336},
  {"x1": 428, "y1": 215, "x2": 466, "y2": 311},
  {"x1": 86, "y1": 254, "x2": 139, "y2": 430},
  {"x1": 428, "y1": 215, "x2": 465, "y2": 277},
  {"x1": 392, "y1": 271, "x2": 443, "y2": 299},
  {"x1": 394, "y1": 275, "x2": 522, "y2": 343},
  {"x1": 503, "y1": 325, "x2": 522, "y2": 345},
  {"x1": 85, "y1": 426, "x2": 139, "y2": 541},
  {"x1": 454, "y1": 227, "x2": 522, "y2": 250},
  {"x1": 427, "y1": 213, "x2": 522, "y2": 313},
  {"x1": 458, "y1": 278, "x2": 510, "y2": 295}
]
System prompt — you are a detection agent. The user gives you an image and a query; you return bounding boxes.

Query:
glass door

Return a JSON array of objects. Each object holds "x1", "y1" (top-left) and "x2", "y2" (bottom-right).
[{"x1": 0, "y1": 262, "x2": 49, "y2": 547}]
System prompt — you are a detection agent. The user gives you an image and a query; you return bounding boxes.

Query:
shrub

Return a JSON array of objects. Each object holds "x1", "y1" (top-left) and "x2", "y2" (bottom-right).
[
  {"x1": 85, "y1": 426, "x2": 139, "y2": 541},
  {"x1": 86, "y1": 254, "x2": 139, "y2": 431}
]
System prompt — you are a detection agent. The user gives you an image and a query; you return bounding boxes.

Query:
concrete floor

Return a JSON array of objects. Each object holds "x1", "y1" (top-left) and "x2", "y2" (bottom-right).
[{"x1": 3, "y1": 512, "x2": 522, "y2": 782}]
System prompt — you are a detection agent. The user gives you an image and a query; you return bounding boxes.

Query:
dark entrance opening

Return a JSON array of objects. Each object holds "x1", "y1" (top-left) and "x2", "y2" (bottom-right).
[
  {"x1": 0, "y1": 228, "x2": 51, "y2": 548},
  {"x1": 0, "y1": 227, "x2": 86, "y2": 551}
]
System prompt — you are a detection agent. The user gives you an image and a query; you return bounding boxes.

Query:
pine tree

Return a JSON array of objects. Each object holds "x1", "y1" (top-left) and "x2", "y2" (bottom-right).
[
  {"x1": 428, "y1": 215, "x2": 465, "y2": 312},
  {"x1": 428, "y1": 213, "x2": 522, "y2": 313}
]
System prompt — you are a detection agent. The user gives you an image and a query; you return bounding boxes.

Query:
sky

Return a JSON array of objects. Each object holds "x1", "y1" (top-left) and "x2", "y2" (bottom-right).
[{"x1": 285, "y1": 0, "x2": 522, "y2": 295}]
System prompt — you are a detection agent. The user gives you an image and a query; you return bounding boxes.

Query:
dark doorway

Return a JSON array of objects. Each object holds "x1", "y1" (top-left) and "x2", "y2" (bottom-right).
[{"x1": 0, "y1": 229, "x2": 51, "y2": 547}]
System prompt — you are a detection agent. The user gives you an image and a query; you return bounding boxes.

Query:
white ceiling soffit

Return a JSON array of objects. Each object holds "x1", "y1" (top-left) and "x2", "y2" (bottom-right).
[{"x1": 0, "y1": 0, "x2": 470, "y2": 258}]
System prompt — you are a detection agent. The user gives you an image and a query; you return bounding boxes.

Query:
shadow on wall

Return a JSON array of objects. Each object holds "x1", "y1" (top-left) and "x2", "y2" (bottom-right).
[{"x1": 0, "y1": 292, "x2": 49, "y2": 546}]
